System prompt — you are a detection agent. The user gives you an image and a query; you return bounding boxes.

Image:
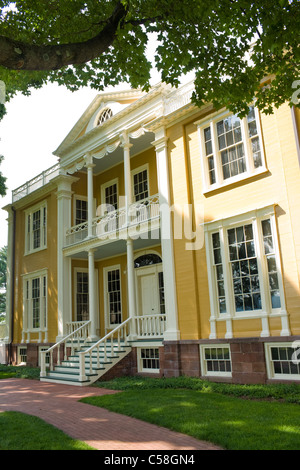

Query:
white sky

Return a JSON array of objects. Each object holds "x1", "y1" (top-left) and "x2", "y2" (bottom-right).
[{"x1": 0, "y1": 35, "x2": 166, "y2": 248}]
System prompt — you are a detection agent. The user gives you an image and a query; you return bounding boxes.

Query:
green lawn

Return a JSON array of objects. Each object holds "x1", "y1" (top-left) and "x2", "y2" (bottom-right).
[
  {"x1": 2, "y1": 367, "x2": 300, "y2": 450},
  {"x1": 80, "y1": 376, "x2": 300, "y2": 451},
  {"x1": 0, "y1": 411, "x2": 94, "y2": 450}
]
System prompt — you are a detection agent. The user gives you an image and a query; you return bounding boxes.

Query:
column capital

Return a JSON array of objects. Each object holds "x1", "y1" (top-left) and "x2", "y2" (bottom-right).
[
  {"x1": 120, "y1": 131, "x2": 133, "y2": 150},
  {"x1": 151, "y1": 135, "x2": 169, "y2": 152},
  {"x1": 84, "y1": 152, "x2": 95, "y2": 168}
]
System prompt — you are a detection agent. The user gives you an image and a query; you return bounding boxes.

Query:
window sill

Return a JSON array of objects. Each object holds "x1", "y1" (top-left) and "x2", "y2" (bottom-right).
[
  {"x1": 214, "y1": 309, "x2": 287, "y2": 321},
  {"x1": 25, "y1": 246, "x2": 47, "y2": 256},
  {"x1": 203, "y1": 167, "x2": 269, "y2": 196}
]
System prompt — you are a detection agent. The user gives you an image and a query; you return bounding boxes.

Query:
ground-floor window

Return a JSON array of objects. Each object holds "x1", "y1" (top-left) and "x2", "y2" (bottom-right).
[
  {"x1": 23, "y1": 270, "x2": 47, "y2": 333},
  {"x1": 265, "y1": 343, "x2": 300, "y2": 380},
  {"x1": 200, "y1": 344, "x2": 232, "y2": 377},
  {"x1": 18, "y1": 346, "x2": 27, "y2": 365},
  {"x1": 104, "y1": 265, "x2": 122, "y2": 328},
  {"x1": 138, "y1": 348, "x2": 160, "y2": 373},
  {"x1": 75, "y1": 270, "x2": 89, "y2": 321}
]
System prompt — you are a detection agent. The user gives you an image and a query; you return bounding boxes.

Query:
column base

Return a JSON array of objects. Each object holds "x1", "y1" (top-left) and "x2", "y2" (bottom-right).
[{"x1": 163, "y1": 329, "x2": 180, "y2": 341}]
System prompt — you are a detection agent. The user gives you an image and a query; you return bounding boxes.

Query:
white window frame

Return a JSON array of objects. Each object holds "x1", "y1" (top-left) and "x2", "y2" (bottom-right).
[
  {"x1": 103, "y1": 265, "x2": 122, "y2": 330},
  {"x1": 265, "y1": 342, "x2": 300, "y2": 381},
  {"x1": 200, "y1": 344, "x2": 232, "y2": 378},
  {"x1": 137, "y1": 347, "x2": 160, "y2": 373},
  {"x1": 74, "y1": 268, "x2": 89, "y2": 322},
  {"x1": 131, "y1": 164, "x2": 150, "y2": 202},
  {"x1": 17, "y1": 346, "x2": 27, "y2": 365},
  {"x1": 100, "y1": 178, "x2": 119, "y2": 214},
  {"x1": 204, "y1": 206, "x2": 288, "y2": 338},
  {"x1": 25, "y1": 201, "x2": 47, "y2": 255},
  {"x1": 196, "y1": 106, "x2": 266, "y2": 193},
  {"x1": 22, "y1": 269, "x2": 48, "y2": 335},
  {"x1": 73, "y1": 195, "x2": 88, "y2": 226}
]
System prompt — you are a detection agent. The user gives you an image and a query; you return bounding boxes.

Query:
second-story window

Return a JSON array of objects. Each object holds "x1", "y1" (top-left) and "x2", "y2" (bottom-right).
[
  {"x1": 198, "y1": 105, "x2": 265, "y2": 192},
  {"x1": 75, "y1": 198, "x2": 88, "y2": 225},
  {"x1": 132, "y1": 166, "x2": 149, "y2": 202},
  {"x1": 25, "y1": 202, "x2": 47, "y2": 254}
]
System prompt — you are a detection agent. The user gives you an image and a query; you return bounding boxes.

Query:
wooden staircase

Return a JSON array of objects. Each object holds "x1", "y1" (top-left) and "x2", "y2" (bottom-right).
[
  {"x1": 40, "y1": 319, "x2": 132, "y2": 387},
  {"x1": 40, "y1": 339, "x2": 131, "y2": 386}
]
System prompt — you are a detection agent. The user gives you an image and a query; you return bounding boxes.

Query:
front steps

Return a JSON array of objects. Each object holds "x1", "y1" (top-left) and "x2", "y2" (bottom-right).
[{"x1": 40, "y1": 340, "x2": 132, "y2": 386}]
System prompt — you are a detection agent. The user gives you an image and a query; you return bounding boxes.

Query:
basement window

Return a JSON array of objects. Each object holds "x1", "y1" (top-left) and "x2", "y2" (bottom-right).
[
  {"x1": 18, "y1": 347, "x2": 27, "y2": 365},
  {"x1": 200, "y1": 344, "x2": 232, "y2": 377},
  {"x1": 265, "y1": 343, "x2": 300, "y2": 381},
  {"x1": 138, "y1": 348, "x2": 160, "y2": 373}
]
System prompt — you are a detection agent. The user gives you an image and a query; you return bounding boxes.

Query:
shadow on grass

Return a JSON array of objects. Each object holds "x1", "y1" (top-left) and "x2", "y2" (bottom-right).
[{"x1": 81, "y1": 388, "x2": 300, "y2": 450}]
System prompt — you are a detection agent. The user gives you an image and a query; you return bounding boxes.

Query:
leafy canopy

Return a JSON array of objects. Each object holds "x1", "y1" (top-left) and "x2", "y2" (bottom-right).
[{"x1": 0, "y1": 0, "x2": 299, "y2": 116}]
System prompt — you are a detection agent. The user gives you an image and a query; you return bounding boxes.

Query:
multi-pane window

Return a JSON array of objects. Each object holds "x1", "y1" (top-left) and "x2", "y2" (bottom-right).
[
  {"x1": 18, "y1": 347, "x2": 27, "y2": 365},
  {"x1": 133, "y1": 168, "x2": 149, "y2": 202},
  {"x1": 201, "y1": 345, "x2": 232, "y2": 377},
  {"x1": 75, "y1": 198, "x2": 88, "y2": 225},
  {"x1": 139, "y1": 348, "x2": 160, "y2": 372},
  {"x1": 262, "y1": 219, "x2": 281, "y2": 309},
  {"x1": 208, "y1": 212, "x2": 283, "y2": 318},
  {"x1": 212, "y1": 232, "x2": 226, "y2": 314},
  {"x1": 266, "y1": 344, "x2": 300, "y2": 380},
  {"x1": 104, "y1": 182, "x2": 118, "y2": 212},
  {"x1": 76, "y1": 272, "x2": 89, "y2": 321},
  {"x1": 106, "y1": 268, "x2": 122, "y2": 326},
  {"x1": 199, "y1": 106, "x2": 264, "y2": 190},
  {"x1": 26, "y1": 203, "x2": 47, "y2": 254},
  {"x1": 217, "y1": 113, "x2": 246, "y2": 180},
  {"x1": 24, "y1": 272, "x2": 47, "y2": 332},
  {"x1": 227, "y1": 224, "x2": 261, "y2": 312}
]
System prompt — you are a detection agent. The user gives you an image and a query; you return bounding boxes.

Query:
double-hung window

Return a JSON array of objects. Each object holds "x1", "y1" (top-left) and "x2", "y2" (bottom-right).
[
  {"x1": 104, "y1": 266, "x2": 122, "y2": 328},
  {"x1": 205, "y1": 207, "x2": 287, "y2": 336},
  {"x1": 23, "y1": 270, "x2": 47, "y2": 335},
  {"x1": 197, "y1": 106, "x2": 266, "y2": 191},
  {"x1": 25, "y1": 202, "x2": 47, "y2": 254}
]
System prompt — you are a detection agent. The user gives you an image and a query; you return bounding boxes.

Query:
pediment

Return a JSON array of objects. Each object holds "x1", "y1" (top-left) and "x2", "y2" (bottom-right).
[{"x1": 53, "y1": 88, "x2": 146, "y2": 158}]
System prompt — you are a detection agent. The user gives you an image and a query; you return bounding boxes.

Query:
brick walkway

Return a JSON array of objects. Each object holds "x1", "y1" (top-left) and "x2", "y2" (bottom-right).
[{"x1": 0, "y1": 378, "x2": 222, "y2": 451}]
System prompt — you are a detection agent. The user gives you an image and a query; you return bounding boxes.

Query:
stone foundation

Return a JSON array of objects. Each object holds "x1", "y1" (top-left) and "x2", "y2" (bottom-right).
[{"x1": 7, "y1": 336, "x2": 300, "y2": 386}]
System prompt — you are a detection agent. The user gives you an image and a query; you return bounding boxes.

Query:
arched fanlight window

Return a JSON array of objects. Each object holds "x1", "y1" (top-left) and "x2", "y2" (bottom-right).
[
  {"x1": 97, "y1": 107, "x2": 113, "y2": 126},
  {"x1": 134, "y1": 254, "x2": 162, "y2": 268}
]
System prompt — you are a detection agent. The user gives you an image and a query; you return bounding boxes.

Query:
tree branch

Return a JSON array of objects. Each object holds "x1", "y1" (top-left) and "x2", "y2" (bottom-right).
[{"x1": 0, "y1": 1, "x2": 127, "y2": 71}]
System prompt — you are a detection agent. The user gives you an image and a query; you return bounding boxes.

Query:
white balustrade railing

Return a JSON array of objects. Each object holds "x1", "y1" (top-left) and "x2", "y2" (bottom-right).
[
  {"x1": 40, "y1": 320, "x2": 91, "y2": 378},
  {"x1": 134, "y1": 314, "x2": 166, "y2": 338},
  {"x1": 65, "y1": 193, "x2": 160, "y2": 247},
  {"x1": 78, "y1": 318, "x2": 131, "y2": 382},
  {"x1": 12, "y1": 163, "x2": 60, "y2": 202}
]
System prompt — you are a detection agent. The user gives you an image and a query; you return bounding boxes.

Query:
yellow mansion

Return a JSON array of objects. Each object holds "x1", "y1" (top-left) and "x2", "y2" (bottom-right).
[{"x1": 2, "y1": 81, "x2": 300, "y2": 385}]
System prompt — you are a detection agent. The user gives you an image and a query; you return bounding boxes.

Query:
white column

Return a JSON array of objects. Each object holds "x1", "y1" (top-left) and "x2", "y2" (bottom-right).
[
  {"x1": 84, "y1": 153, "x2": 95, "y2": 238},
  {"x1": 55, "y1": 175, "x2": 77, "y2": 340},
  {"x1": 3, "y1": 205, "x2": 14, "y2": 344},
  {"x1": 153, "y1": 127, "x2": 180, "y2": 341},
  {"x1": 88, "y1": 248, "x2": 98, "y2": 340},
  {"x1": 120, "y1": 132, "x2": 137, "y2": 338}
]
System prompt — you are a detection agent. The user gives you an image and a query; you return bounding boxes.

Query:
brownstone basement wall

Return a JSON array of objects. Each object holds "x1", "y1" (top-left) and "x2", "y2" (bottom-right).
[{"x1": 161, "y1": 336, "x2": 300, "y2": 385}]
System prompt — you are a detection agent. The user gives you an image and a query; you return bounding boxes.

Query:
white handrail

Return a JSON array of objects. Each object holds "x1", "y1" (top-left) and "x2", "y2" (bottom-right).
[
  {"x1": 40, "y1": 320, "x2": 91, "y2": 378},
  {"x1": 78, "y1": 318, "x2": 131, "y2": 382}
]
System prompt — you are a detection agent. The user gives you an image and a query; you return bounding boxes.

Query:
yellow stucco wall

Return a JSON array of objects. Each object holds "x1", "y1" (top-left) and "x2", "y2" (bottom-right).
[{"x1": 12, "y1": 191, "x2": 58, "y2": 344}]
